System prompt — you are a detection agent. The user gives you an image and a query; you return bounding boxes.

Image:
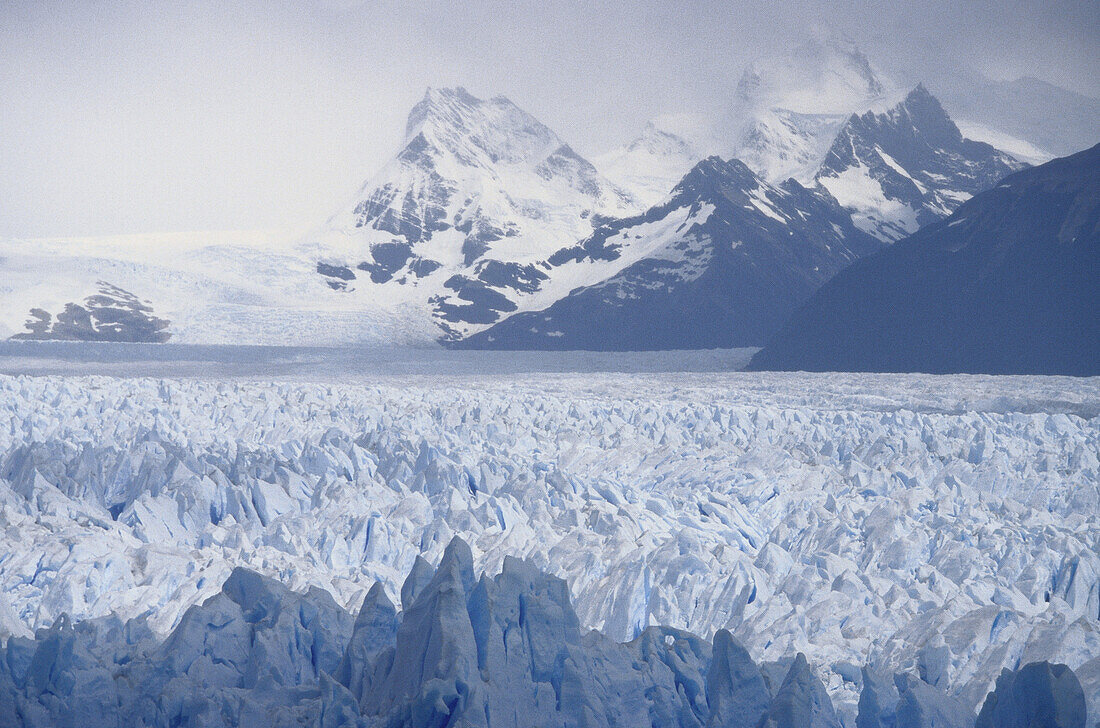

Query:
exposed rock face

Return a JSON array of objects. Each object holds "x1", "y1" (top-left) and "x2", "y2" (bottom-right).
[
  {"x1": 815, "y1": 85, "x2": 1026, "y2": 241},
  {"x1": 12, "y1": 282, "x2": 171, "y2": 343},
  {"x1": 750, "y1": 143, "x2": 1100, "y2": 375},
  {"x1": 457, "y1": 156, "x2": 881, "y2": 350},
  {"x1": 313, "y1": 86, "x2": 640, "y2": 338}
]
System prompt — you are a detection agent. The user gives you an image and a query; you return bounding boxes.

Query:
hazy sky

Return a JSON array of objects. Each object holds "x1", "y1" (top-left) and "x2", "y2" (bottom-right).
[{"x1": 2, "y1": 0, "x2": 1097, "y2": 238}]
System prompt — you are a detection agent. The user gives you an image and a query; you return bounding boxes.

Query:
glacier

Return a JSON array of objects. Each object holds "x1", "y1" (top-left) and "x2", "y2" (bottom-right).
[
  {"x1": 0, "y1": 365, "x2": 1097, "y2": 724},
  {"x1": 1, "y1": 536, "x2": 1090, "y2": 727}
]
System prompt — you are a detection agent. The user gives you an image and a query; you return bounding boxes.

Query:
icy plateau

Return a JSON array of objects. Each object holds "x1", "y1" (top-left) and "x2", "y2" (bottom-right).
[{"x1": 0, "y1": 369, "x2": 1097, "y2": 724}]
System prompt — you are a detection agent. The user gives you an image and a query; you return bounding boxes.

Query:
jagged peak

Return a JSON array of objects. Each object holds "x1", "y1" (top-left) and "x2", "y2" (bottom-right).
[
  {"x1": 405, "y1": 86, "x2": 483, "y2": 140},
  {"x1": 397, "y1": 84, "x2": 564, "y2": 171},
  {"x1": 677, "y1": 155, "x2": 760, "y2": 188},
  {"x1": 664, "y1": 155, "x2": 780, "y2": 209},
  {"x1": 893, "y1": 83, "x2": 962, "y2": 142},
  {"x1": 903, "y1": 82, "x2": 939, "y2": 108},
  {"x1": 840, "y1": 83, "x2": 960, "y2": 144}
]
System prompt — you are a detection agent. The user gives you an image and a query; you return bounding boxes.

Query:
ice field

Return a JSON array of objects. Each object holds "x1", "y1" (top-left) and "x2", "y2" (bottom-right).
[{"x1": 0, "y1": 345, "x2": 1097, "y2": 722}]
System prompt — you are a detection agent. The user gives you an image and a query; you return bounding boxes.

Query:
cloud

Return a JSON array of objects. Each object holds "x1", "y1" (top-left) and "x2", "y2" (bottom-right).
[{"x1": 0, "y1": 0, "x2": 1096, "y2": 237}]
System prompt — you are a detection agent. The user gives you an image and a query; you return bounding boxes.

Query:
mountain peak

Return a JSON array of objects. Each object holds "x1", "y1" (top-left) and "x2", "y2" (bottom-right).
[
  {"x1": 404, "y1": 86, "x2": 483, "y2": 140},
  {"x1": 893, "y1": 84, "x2": 962, "y2": 145},
  {"x1": 908, "y1": 81, "x2": 931, "y2": 98},
  {"x1": 753, "y1": 145, "x2": 1099, "y2": 374},
  {"x1": 902, "y1": 82, "x2": 941, "y2": 111},
  {"x1": 816, "y1": 83, "x2": 1025, "y2": 241},
  {"x1": 735, "y1": 38, "x2": 892, "y2": 115},
  {"x1": 673, "y1": 156, "x2": 759, "y2": 196}
]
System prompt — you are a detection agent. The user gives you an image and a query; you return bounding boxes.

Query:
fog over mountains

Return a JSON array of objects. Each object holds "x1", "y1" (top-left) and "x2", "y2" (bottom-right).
[{"x1": 1, "y1": 41, "x2": 1096, "y2": 371}]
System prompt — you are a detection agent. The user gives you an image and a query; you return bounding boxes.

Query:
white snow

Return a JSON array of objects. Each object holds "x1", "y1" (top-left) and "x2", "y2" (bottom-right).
[
  {"x1": 749, "y1": 187, "x2": 789, "y2": 222},
  {"x1": 594, "y1": 117, "x2": 708, "y2": 207},
  {"x1": 818, "y1": 164, "x2": 921, "y2": 240},
  {"x1": 875, "y1": 145, "x2": 928, "y2": 194},
  {"x1": 0, "y1": 232, "x2": 441, "y2": 347},
  {"x1": 520, "y1": 202, "x2": 715, "y2": 309},
  {"x1": 955, "y1": 120, "x2": 1056, "y2": 166},
  {"x1": 310, "y1": 87, "x2": 648, "y2": 338},
  {"x1": 0, "y1": 359, "x2": 1096, "y2": 720},
  {"x1": 733, "y1": 108, "x2": 850, "y2": 185}
]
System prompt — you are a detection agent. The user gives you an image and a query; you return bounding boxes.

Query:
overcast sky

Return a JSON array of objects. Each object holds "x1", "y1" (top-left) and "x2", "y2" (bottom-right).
[{"x1": 2, "y1": 0, "x2": 1097, "y2": 238}]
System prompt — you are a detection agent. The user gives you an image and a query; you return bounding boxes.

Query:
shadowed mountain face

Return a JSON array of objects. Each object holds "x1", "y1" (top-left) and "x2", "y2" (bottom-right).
[
  {"x1": 750, "y1": 144, "x2": 1100, "y2": 375},
  {"x1": 12, "y1": 282, "x2": 171, "y2": 343},
  {"x1": 455, "y1": 157, "x2": 881, "y2": 350}
]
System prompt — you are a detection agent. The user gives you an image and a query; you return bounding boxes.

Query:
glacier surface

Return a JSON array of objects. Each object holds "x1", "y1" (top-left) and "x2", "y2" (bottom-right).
[
  {"x1": 15, "y1": 535, "x2": 1082, "y2": 727},
  {"x1": 0, "y1": 364, "x2": 1097, "y2": 723}
]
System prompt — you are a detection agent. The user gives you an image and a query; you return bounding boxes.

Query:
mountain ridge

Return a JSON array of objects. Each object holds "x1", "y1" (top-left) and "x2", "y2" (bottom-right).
[
  {"x1": 749, "y1": 143, "x2": 1100, "y2": 375},
  {"x1": 456, "y1": 155, "x2": 882, "y2": 350}
]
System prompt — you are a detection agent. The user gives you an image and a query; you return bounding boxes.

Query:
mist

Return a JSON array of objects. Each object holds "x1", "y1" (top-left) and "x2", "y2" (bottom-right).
[{"x1": 2, "y1": 0, "x2": 1097, "y2": 237}]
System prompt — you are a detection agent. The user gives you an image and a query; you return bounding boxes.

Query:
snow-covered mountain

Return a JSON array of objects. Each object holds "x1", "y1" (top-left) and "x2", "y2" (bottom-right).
[
  {"x1": 0, "y1": 230, "x2": 440, "y2": 347},
  {"x1": 595, "y1": 41, "x2": 898, "y2": 201},
  {"x1": 1, "y1": 89, "x2": 652, "y2": 347},
  {"x1": 0, "y1": 75, "x2": 1038, "y2": 350},
  {"x1": 457, "y1": 156, "x2": 881, "y2": 350},
  {"x1": 734, "y1": 38, "x2": 890, "y2": 117},
  {"x1": 311, "y1": 86, "x2": 644, "y2": 339},
  {"x1": 733, "y1": 107, "x2": 850, "y2": 186},
  {"x1": 594, "y1": 115, "x2": 713, "y2": 208},
  {"x1": 728, "y1": 40, "x2": 898, "y2": 186},
  {"x1": 751, "y1": 143, "x2": 1100, "y2": 375},
  {"x1": 815, "y1": 85, "x2": 1027, "y2": 241}
]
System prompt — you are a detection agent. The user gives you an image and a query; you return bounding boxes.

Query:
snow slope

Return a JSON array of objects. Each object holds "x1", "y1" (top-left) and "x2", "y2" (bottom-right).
[
  {"x1": 457, "y1": 157, "x2": 881, "y2": 350},
  {"x1": 2, "y1": 73, "x2": 1035, "y2": 350},
  {"x1": 310, "y1": 87, "x2": 644, "y2": 339},
  {"x1": 728, "y1": 39, "x2": 899, "y2": 186},
  {"x1": 0, "y1": 369, "x2": 1096, "y2": 723},
  {"x1": 595, "y1": 40, "x2": 897, "y2": 210},
  {"x1": 2, "y1": 88, "x2": 647, "y2": 347},
  {"x1": 0, "y1": 231, "x2": 440, "y2": 347},
  {"x1": 594, "y1": 116, "x2": 709, "y2": 208},
  {"x1": 815, "y1": 85, "x2": 1026, "y2": 241}
]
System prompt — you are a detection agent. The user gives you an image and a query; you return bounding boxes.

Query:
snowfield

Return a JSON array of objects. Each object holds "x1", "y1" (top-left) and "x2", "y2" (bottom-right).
[{"x1": 0, "y1": 356, "x2": 1097, "y2": 722}]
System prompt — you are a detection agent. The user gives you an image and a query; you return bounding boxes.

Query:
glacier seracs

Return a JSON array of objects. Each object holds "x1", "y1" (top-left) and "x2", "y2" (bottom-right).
[
  {"x1": 0, "y1": 536, "x2": 1090, "y2": 727},
  {"x1": 0, "y1": 371, "x2": 1097, "y2": 723}
]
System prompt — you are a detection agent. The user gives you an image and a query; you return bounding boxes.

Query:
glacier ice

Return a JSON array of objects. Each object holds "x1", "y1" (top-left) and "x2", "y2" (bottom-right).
[
  {"x1": 0, "y1": 536, "x2": 837, "y2": 727},
  {"x1": 1, "y1": 538, "x2": 1089, "y2": 726},
  {"x1": 0, "y1": 369, "x2": 1096, "y2": 723},
  {"x1": 975, "y1": 661, "x2": 1088, "y2": 728}
]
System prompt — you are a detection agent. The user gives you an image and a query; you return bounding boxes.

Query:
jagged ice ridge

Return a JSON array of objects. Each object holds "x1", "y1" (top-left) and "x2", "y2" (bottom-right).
[
  {"x1": 0, "y1": 372, "x2": 1097, "y2": 723},
  {"x1": 1, "y1": 536, "x2": 1090, "y2": 727}
]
